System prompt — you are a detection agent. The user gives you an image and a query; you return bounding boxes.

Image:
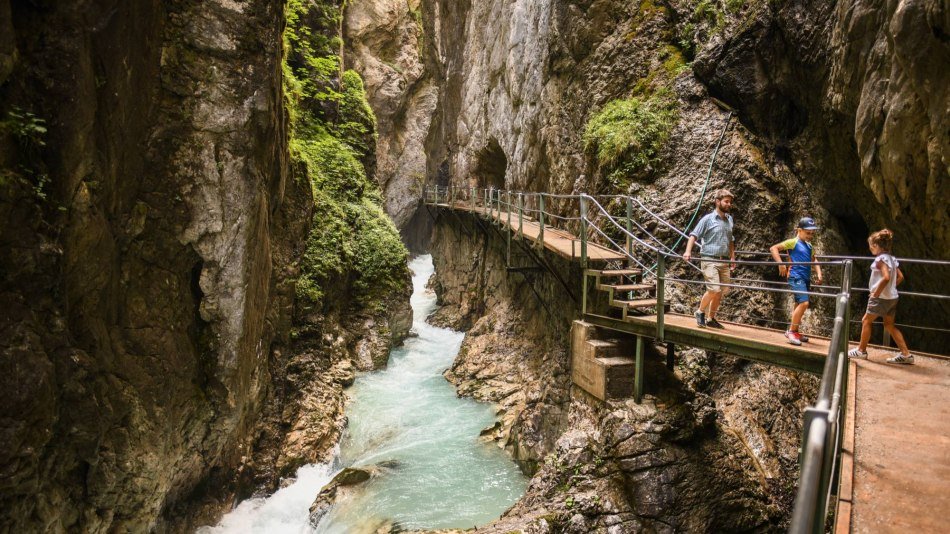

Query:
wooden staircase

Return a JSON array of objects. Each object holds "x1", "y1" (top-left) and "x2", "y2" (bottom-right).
[{"x1": 586, "y1": 267, "x2": 665, "y2": 320}]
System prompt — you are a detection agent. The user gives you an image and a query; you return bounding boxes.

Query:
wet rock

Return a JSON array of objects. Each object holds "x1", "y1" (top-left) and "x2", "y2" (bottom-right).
[{"x1": 308, "y1": 467, "x2": 373, "y2": 526}]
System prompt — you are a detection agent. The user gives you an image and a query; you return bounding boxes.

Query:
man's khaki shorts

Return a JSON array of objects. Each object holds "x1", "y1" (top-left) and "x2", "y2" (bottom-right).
[{"x1": 701, "y1": 260, "x2": 731, "y2": 294}]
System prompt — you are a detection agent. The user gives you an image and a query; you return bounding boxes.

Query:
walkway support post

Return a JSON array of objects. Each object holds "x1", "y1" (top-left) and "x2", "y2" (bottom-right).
[
  {"x1": 518, "y1": 192, "x2": 524, "y2": 240},
  {"x1": 635, "y1": 335, "x2": 644, "y2": 403},
  {"x1": 656, "y1": 252, "x2": 665, "y2": 342},
  {"x1": 506, "y1": 190, "x2": 512, "y2": 264},
  {"x1": 666, "y1": 343, "x2": 674, "y2": 371},
  {"x1": 471, "y1": 186, "x2": 475, "y2": 212},
  {"x1": 450, "y1": 184, "x2": 455, "y2": 206},
  {"x1": 579, "y1": 195, "x2": 588, "y2": 268},
  {"x1": 538, "y1": 194, "x2": 545, "y2": 250}
]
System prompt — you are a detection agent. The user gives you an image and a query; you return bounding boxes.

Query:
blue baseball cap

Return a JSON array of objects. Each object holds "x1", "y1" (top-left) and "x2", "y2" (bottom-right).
[{"x1": 797, "y1": 217, "x2": 820, "y2": 230}]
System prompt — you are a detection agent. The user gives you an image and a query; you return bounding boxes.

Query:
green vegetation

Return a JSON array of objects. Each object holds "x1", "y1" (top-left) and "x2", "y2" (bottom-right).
[
  {"x1": 285, "y1": 0, "x2": 408, "y2": 312},
  {"x1": 0, "y1": 107, "x2": 50, "y2": 201},
  {"x1": 583, "y1": 92, "x2": 678, "y2": 188}
]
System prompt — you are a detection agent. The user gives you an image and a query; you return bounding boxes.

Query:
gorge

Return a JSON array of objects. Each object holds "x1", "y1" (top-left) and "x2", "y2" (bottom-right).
[{"x1": 0, "y1": 0, "x2": 946, "y2": 532}]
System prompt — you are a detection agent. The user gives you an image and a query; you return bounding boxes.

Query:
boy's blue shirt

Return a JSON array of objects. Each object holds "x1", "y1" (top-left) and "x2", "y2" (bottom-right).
[{"x1": 778, "y1": 237, "x2": 815, "y2": 280}]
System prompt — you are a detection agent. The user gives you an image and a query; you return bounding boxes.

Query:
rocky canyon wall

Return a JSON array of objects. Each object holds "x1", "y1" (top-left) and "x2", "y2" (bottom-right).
[
  {"x1": 0, "y1": 0, "x2": 410, "y2": 531},
  {"x1": 350, "y1": 0, "x2": 946, "y2": 341}
]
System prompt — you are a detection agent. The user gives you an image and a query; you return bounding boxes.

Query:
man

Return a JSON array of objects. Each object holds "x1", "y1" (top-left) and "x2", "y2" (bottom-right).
[{"x1": 683, "y1": 189, "x2": 735, "y2": 328}]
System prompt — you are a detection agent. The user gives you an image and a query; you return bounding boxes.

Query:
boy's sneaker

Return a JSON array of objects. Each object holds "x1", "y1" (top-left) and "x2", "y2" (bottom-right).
[
  {"x1": 706, "y1": 318, "x2": 725, "y2": 329},
  {"x1": 847, "y1": 348, "x2": 868, "y2": 359},
  {"x1": 799, "y1": 333, "x2": 810, "y2": 343},
  {"x1": 886, "y1": 353, "x2": 915, "y2": 365},
  {"x1": 695, "y1": 310, "x2": 706, "y2": 328},
  {"x1": 785, "y1": 330, "x2": 802, "y2": 346}
]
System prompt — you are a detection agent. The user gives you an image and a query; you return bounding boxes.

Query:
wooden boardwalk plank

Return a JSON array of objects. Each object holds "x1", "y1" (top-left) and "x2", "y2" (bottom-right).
[
  {"x1": 848, "y1": 351, "x2": 950, "y2": 533},
  {"x1": 443, "y1": 202, "x2": 627, "y2": 262}
]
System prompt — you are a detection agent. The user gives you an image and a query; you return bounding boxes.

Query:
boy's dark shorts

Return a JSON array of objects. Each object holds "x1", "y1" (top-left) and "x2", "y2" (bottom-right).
[
  {"x1": 788, "y1": 277, "x2": 810, "y2": 304},
  {"x1": 867, "y1": 297, "x2": 898, "y2": 317}
]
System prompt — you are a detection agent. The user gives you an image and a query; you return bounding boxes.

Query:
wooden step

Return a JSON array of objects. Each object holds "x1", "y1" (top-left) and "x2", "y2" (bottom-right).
[
  {"x1": 611, "y1": 298, "x2": 658, "y2": 310},
  {"x1": 594, "y1": 269, "x2": 642, "y2": 277},
  {"x1": 605, "y1": 283, "x2": 654, "y2": 292}
]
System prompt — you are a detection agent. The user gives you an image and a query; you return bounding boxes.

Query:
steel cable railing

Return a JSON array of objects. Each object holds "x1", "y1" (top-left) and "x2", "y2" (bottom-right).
[{"x1": 424, "y1": 185, "x2": 948, "y2": 534}]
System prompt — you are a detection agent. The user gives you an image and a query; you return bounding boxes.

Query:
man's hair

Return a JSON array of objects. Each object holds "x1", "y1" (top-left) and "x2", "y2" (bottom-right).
[{"x1": 714, "y1": 189, "x2": 734, "y2": 201}]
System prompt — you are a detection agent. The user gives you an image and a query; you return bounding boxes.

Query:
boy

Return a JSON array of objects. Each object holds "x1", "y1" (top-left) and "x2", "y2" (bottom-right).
[{"x1": 770, "y1": 217, "x2": 823, "y2": 345}]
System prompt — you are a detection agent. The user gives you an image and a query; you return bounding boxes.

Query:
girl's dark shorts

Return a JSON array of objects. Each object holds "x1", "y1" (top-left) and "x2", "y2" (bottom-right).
[{"x1": 866, "y1": 297, "x2": 898, "y2": 317}]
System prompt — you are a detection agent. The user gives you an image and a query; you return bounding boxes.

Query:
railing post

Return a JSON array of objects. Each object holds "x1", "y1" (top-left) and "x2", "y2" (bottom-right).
[
  {"x1": 842, "y1": 261, "x2": 853, "y2": 354},
  {"x1": 489, "y1": 187, "x2": 495, "y2": 221},
  {"x1": 538, "y1": 194, "x2": 545, "y2": 250},
  {"x1": 579, "y1": 195, "x2": 588, "y2": 268},
  {"x1": 518, "y1": 192, "x2": 524, "y2": 239},
  {"x1": 505, "y1": 191, "x2": 512, "y2": 261},
  {"x1": 626, "y1": 197, "x2": 634, "y2": 263},
  {"x1": 657, "y1": 251, "x2": 666, "y2": 342}
]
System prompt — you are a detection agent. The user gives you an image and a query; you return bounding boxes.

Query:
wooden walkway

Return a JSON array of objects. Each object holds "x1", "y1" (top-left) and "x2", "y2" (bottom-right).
[
  {"x1": 838, "y1": 351, "x2": 950, "y2": 533},
  {"x1": 430, "y1": 195, "x2": 950, "y2": 533},
  {"x1": 434, "y1": 202, "x2": 627, "y2": 262},
  {"x1": 584, "y1": 312, "x2": 829, "y2": 373}
]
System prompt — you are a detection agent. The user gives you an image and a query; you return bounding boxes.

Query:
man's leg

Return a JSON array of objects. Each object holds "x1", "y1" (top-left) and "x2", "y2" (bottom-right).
[
  {"x1": 698, "y1": 291, "x2": 714, "y2": 314},
  {"x1": 708, "y1": 264, "x2": 729, "y2": 320},
  {"x1": 708, "y1": 290, "x2": 724, "y2": 319}
]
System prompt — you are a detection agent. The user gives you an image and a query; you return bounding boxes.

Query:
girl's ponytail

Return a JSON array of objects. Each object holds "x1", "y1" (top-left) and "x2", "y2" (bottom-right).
[{"x1": 869, "y1": 228, "x2": 894, "y2": 252}]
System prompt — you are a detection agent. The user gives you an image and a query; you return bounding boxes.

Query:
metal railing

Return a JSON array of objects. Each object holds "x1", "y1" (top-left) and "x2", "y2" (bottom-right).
[{"x1": 424, "y1": 184, "x2": 950, "y2": 533}]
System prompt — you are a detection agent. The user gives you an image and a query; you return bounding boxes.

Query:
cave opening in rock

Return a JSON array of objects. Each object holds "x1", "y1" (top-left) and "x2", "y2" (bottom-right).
[{"x1": 473, "y1": 138, "x2": 508, "y2": 190}]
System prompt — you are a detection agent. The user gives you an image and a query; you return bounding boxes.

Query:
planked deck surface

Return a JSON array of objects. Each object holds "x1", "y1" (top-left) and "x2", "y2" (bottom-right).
[
  {"x1": 841, "y1": 351, "x2": 950, "y2": 533},
  {"x1": 435, "y1": 202, "x2": 628, "y2": 262},
  {"x1": 584, "y1": 311, "x2": 829, "y2": 373}
]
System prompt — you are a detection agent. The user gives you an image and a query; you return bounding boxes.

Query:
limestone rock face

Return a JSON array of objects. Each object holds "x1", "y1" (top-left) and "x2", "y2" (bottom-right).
[
  {"x1": 345, "y1": 0, "x2": 437, "y2": 246},
  {"x1": 693, "y1": 0, "x2": 948, "y2": 258},
  {"x1": 0, "y1": 0, "x2": 295, "y2": 530}
]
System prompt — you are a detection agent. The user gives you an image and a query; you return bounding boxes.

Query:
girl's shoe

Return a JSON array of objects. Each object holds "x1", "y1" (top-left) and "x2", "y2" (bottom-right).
[
  {"x1": 885, "y1": 353, "x2": 915, "y2": 365},
  {"x1": 847, "y1": 348, "x2": 868, "y2": 359}
]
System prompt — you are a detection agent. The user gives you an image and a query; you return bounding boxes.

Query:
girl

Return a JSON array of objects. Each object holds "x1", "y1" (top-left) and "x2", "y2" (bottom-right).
[{"x1": 848, "y1": 229, "x2": 914, "y2": 364}]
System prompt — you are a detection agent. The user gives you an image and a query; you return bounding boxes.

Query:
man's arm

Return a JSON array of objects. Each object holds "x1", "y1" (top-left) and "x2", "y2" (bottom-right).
[
  {"x1": 729, "y1": 240, "x2": 736, "y2": 271},
  {"x1": 684, "y1": 235, "x2": 697, "y2": 261}
]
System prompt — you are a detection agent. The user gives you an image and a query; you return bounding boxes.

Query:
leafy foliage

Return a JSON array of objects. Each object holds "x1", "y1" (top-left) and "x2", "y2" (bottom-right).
[
  {"x1": 285, "y1": 0, "x2": 408, "y2": 312},
  {"x1": 583, "y1": 93, "x2": 678, "y2": 187}
]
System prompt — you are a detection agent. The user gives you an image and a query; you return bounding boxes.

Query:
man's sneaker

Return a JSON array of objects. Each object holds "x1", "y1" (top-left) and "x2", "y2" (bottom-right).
[
  {"x1": 848, "y1": 348, "x2": 868, "y2": 359},
  {"x1": 785, "y1": 330, "x2": 802, "y2": 346},
  {"x1": 695, "y1": 310, "x2": 706, "y2": 328},
  {"x1": 706, "y1": 318, "x2": 725, "y2": 329},
  {"x1": 886, "y1": 353, "x2": 915, "y2": 365}
]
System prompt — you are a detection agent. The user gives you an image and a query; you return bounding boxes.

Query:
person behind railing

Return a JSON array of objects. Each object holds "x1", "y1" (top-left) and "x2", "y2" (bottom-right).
[
  {"x1": 683, "y1": 189, "x2": 736, "y2": 329},
  {"x1": 769, "y1": 217, "x2": 824, "y2": 346},
  {"x1": 848, "y1": 229, "x2": 915, "y2": 364}
]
